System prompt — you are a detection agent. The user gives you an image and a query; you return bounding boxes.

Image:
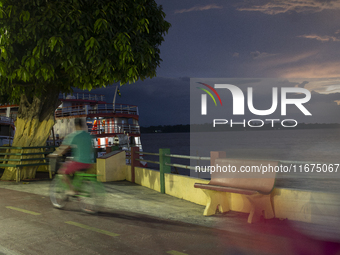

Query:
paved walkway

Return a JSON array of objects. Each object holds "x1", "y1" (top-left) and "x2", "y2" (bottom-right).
[
  {"x1": 1, "y1": 179, "x2": 340, "y2": 255},
  {"x1": 0, "y1": 180, "x2": 249, "y2": 232}
]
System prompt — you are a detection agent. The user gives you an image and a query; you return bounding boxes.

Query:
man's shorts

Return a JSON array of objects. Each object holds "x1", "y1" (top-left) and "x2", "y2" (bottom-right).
[{"x1": 59, "y1": 161, "x2": 92, "y2": 175}]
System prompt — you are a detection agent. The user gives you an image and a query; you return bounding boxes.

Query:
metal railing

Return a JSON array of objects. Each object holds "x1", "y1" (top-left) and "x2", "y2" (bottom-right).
[
  {"x1": 128, "y1": 150, "x2": 210, "y2": 170},
  {"x1": 55, "y1": 104, "x2": 139, "y2": 118},
  {"x1": 0, "y1": 136, "x2": 14, "y2": 146},
  {"x1": 128, "y1": 148, "x2": 335, "y2": 194},
  {"x1": 131, "y1": 151, "x2": 160, "y2": 165},
  {"x1": 90, "y1": 123, "x2": 140, "y2": 135},
  {"x1": 128, "y1": 148, "x2": 211, "y2": 193},
  {"x1": 55, "y1": 105, "x2": 86, "y2": 117},
  {"x1": 94, "y1": 104, "x2": 138, "y2": 115},
  {"x1": 127, "y1": 150, "x2": 209, "y2": 167},
  {"x1": 59, "y1": 92, "x2": 105, "y2": 101},
  {"x1": 0, "y1": 116, "x2": 15, "y2": 125},
  {"x1": 0, "y1": 114, "x2": 17, "y2": 122}
]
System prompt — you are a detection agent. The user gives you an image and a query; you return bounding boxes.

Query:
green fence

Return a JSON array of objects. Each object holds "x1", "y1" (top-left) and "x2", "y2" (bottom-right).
[
  {"x1": 0, "y1": 146, "x2": 58, "y2": 182},
  {"x1": 128, "y1": 147, "x2": 210, "y2": 194}
]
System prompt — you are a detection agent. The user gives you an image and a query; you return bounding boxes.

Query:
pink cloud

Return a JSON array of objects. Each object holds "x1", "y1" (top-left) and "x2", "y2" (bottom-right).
[
  {"x1": 298, "y1": 34, "x2": 340, "y2": 42},
  {"x1": 175, "y1": 4, "x2": 223, "y2": 14},
  {"x1": 237, "y1": 0, "x2": 340, "y2": 15}
]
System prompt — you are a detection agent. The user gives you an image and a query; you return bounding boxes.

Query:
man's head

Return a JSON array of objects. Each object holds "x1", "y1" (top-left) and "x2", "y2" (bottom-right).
[{"x1": 74, "y1": 118, "x2": 84, "y2": 130}]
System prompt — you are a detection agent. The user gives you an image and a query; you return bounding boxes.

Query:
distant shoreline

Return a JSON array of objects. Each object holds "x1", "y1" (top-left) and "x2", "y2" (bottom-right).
[
  {"x1": 140, "y1": 123, "x2": 340, "y2": 133},
  {"x1": 141, "y1": 124, "x2": 190, "y2": 133}
]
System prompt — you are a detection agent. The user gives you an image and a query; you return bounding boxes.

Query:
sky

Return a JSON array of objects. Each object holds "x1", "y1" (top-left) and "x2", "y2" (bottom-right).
[{"x1": 87, "y1": 0, "x2": 340, "y2": 126}]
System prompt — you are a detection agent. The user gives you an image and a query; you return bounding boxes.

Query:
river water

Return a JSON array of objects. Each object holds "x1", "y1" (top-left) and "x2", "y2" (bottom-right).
[{"x1": 140, "y1": 129, "x2": 340, "y2": 193}]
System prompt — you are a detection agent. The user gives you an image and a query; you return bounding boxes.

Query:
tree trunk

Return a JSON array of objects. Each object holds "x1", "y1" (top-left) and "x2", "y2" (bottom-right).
[{"x1": 1, "y1": 88, "x2": 60, "y2": 181}]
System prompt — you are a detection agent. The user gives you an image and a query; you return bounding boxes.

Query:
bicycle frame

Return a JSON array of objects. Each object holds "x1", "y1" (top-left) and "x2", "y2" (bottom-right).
[
  {"x1": 72, "y1": 172, "x2": 106, "y2": 195},
  {"x1": 49, "y1": 156, "x2": 105, "y2": 213}
]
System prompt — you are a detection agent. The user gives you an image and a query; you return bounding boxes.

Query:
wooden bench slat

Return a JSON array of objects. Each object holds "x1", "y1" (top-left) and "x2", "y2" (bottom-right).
[
  {"x1": 0, "y1": 152, "x2": 50, "y2": 156},
  {"x1": 0, "y1": 146, "x2": 56, "y2": 149},
  {"x1": 0, "y1": 145, "x2": 57, "y2": 183},
  {"x1": 0, "y1": 153, "x2": 23, "y2": 156},
  {"x1": 0, "y1": 158, "x2": 47, "y2": 162},
  {"x1": 194, "y1": 183, "x2": 258, "y2": 195},
  {"x1": 0, "y1": 163, "x2": 49, "y2": 167},
  {"x1": 17, "y1": 163, "x2": 49, "y2": 167}
]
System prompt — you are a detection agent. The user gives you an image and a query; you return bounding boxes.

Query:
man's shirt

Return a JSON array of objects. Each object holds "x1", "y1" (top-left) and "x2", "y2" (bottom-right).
[{"x1": 62, "y1": 130, "x2": 94, "y2": 164}]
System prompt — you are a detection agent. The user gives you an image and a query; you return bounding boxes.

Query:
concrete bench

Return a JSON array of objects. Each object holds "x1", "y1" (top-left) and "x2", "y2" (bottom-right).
[{"x1": 194, "y1": 154, "x2": 277, "y2": 223}]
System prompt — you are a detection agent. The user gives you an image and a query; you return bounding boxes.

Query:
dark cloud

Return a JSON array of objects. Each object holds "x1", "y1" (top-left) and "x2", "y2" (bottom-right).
[
  {"x1": 74, "y1": 77, "x2": 190, "y2": 126},
  {"x1": 69, "y1": 1, "x2": 340, "y2": 126},
  {"x1": 232, "y1": 52, "x2": 239, "y2": 57},
  {"x1": 250, "y1": 51, "x2": 276, "y2": 59},
  {"x1": 174, "y1": 4, "x2": 223, "y2": 14},
  {"x1": 297, "y1": 81, "x2": 309, "y2": 88}
]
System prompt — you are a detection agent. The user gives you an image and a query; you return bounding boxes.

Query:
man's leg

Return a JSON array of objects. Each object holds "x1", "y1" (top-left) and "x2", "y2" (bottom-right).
[{"x1": 58, "y1": 162, "x2": 78, "y2": 195}]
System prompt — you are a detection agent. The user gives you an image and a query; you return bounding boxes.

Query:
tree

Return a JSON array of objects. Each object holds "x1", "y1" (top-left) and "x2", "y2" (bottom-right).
[{"x1": 0, "y1": 0, "x2": 170, "y2": 180}]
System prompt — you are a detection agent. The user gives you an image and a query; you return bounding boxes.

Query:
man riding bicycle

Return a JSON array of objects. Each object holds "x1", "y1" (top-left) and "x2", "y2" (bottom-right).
[{"x1": 50, "y1": 118, "x2": 94, "y2": 195}]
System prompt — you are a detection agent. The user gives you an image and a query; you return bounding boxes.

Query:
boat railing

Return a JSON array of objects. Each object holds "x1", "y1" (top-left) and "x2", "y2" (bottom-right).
[
  {"x1": 90, "y1": 123, "x2": 140, "y2": 135},
  {"x1": 55, "y1": 104, "x2": 139, "y2": 118},
  {"x1": 55, "y1": 105, "x2": 86, "y2": 117},
  {"x1": 0, "y1": 116, "x2": 15, "y2": 125},
  {"x1": 0, "y1": 135, "x2": 14, "y2": 146},
  {"x1": 95, "y1": 104, "x2": 138, "y2": 115},
  {"x1": 59, "y1": 93, "x2": 106, "y2": 102}
]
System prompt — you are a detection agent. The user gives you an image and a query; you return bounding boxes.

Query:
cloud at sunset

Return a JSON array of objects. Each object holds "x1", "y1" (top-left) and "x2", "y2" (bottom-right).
[
  {"x1": 250, "y1": 51, "x2": 277, "y2": 59},
  {"x1": 175, "y1": 4, "x2": 223, "y2": 14},
  {"x1": 236, "y1": 0, "x2": 340, "y2": 15},
  {"x1": 130, "y1": 0, "x2": 340, "y2": 124},
  {"x1": 298, "y1": 34, "x2": 340, "y2": 42},
  {"x1": 279, "y1": 62, "x2": 340, "y2": 78}
]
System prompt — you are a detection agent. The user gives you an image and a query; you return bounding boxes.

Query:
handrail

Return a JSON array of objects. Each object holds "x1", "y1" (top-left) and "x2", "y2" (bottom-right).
[
  {"x1": 131, "y1": 149, "x2": 328, "y2": 171},
  {"x1": 131, "y1": 149, "x2": 207, "y2": 171},
  {"x1": 129, "y1": 147, "x2": 339, "y2": 195},
  {"x1": 0, "y1": 116, "x2": 15, "y2": 124},
  {"x1": 134, "y1": 150, "x2": 210, "y2": 161},
  {"x1": 165, "y1": 154, "x2": 210, "y2": 161},
  {"x1": 134, "y1": 158, "x2": 160, "y2": 165},
  {"x1": 90, "y1": 123, "x2": 140, "y2": 135},
  {"x1": 129, "y1": 148, "x2": 208, "y2": 194},
  {"x1": 165, "y1": 162, "x2": 196, "y2": 170},
  {"x1": 55, "y1": 103, "x2": 139, "y2": 118},
  {"x1": 59, "y1": 92, "x2": 105, "y2": 101},
  {"x1": 135, "y1": 151, "x2": 159, "y2": 156}
]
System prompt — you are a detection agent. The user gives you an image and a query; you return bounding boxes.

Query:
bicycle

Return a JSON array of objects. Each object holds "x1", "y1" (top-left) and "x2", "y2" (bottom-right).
[{"x1": 49, "y1": 156, "x2": 105, "y2": 214}]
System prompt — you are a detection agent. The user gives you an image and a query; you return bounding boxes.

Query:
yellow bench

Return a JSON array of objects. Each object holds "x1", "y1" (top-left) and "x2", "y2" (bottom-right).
[{"x1": 195, "y1": 156, "x2": 277, "y2": 223}]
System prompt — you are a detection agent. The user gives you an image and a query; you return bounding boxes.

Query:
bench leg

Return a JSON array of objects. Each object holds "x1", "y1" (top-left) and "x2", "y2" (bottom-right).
[
  {"x1": 246, "y1": 193, "x2": 274, "y2": 223},
  {"x1": 16, "y1": 167, "x2": 20, "y2": 183},
  {"x1": 202, "y1": 189, "x2": 229, "y2": 216}
]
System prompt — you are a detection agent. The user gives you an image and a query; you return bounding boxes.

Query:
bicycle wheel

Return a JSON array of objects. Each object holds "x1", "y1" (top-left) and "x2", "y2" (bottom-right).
[
  {"x1": 50, "y1": 175, "x2": 68, "y2": 209},
  {"x1": 78, "y1": 180, "x2": 98, "y2": 214}
]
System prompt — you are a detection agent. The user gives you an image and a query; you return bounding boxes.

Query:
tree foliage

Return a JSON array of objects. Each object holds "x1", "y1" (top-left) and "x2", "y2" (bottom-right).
[{"x1": 0, "y1": 0, "x2": 171, "y2": 104}]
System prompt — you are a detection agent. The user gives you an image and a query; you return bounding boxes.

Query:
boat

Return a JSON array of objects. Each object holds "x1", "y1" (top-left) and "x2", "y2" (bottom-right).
[
  {"x1": 0, "y1": 116, "x2": 15, "y2": 146},
  {"x1": 0, "y1": 89, "x2": 146, "y2": 166}
]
